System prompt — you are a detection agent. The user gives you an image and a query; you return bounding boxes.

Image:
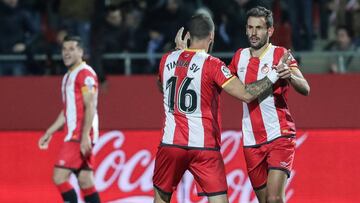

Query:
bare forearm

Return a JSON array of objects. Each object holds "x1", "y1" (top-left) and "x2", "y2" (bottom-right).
[
  {"x1": 288, "y1": 76, "x2": 310, "y2": 96},
  {"x1": 46, "y1": 111, "x2": 65, "y2": 134},
  {"x1": 82, "y1": 104, "x2": 95, "y2": 140},
  {"x1": 223, "y1": 76, "x2": 274, "y2": 103},
  {"x1": 245, "y1": 77, "x2": 274, "y2": 100}
]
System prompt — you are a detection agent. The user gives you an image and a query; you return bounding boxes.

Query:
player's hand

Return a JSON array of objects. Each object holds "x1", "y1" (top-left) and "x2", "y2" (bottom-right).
[
  {"x1": 275, "y1": 49, "x2": 292, "y2": 80},
  {"x1": 80, "y1": 136, "x2": 92, "y2": 157},
  {"x1": 38, "y1": 133, "x2": 52, "y2": 150},
  {"x1": 174, "y1": 27, "x2": 190, "y2": 50}
]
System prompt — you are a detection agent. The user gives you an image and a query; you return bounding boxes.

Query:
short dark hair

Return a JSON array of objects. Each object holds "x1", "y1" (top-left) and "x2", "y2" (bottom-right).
[
  {"x1": 63, "y1": 35, "x2": 84, "y2": 49},
  {"x1": 336, "y1": 25, "x2": 354, "y2": 38},
  {"x1": 246, "y1": 6, "x2": 273, "y2": 28},
  {"x1": 188, "y1": 13, "x2": 214, "y2": 40}
]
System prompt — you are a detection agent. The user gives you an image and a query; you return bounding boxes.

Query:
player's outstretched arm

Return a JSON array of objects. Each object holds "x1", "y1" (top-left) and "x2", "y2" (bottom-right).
[
  {"x1": 222, "y1": 73, "x2": 276, "y2": 103},
  {"x1": 38, "y1": 110, "x2": 65, "y2": 150},
  {"x1": 276, "y1": 50, "x2": 310, "y2": 96},
  {"x1": 278, "y1": 67, "x2": 310, "y2": 96},
  {"x1": 81, "y1": 89, "x2": 96, "y2": 156}
]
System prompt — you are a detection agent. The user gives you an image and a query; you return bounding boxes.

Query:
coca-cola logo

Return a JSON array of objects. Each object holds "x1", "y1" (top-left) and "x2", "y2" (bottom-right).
[{"x1": 91, "y1": 130, "x2": 308, "y2": 203}]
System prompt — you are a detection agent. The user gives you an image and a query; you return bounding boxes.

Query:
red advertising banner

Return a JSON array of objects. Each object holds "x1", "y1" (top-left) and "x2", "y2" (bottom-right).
[{"x1": 1, "y1": 130, "x2": 360, "y2": 203}]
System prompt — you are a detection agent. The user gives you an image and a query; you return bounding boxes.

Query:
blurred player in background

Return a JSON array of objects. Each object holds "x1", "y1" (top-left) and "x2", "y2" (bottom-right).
[
  {"x1": 38, "y1": 35, "x2": 101, "y2": 203},
  {"x1": 154, "y1": 13, "x2": 289, "y2": 203},
  {"x1": 227, "y1": 6, "x2": 310, "y2": 203}
]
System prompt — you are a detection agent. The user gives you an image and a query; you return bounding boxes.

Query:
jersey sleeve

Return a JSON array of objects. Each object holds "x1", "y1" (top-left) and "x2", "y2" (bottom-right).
[
  {"x1": 281, "y1": 47, "x2": 298, "y2": 69},
  {"x1": 158, "y1": 52, "x2": 171, "y2": 85},
  {"x1": 76, "y1": 69, "x2": 98, "y2": 93},
  {"x1": 288, "y1": 52, "x2": 299, "y2": 69},
  {"x1": 227, "y1": 48, "x2": 242, "y2": 76},
  {"x1": 208, "y1": 57, "x2": 235, "y2": 88}
]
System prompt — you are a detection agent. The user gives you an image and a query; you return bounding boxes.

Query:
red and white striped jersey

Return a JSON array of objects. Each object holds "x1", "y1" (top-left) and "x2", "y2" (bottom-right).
[
  {"x1": 158, "y1": 49, "x2": 234, "y2": 150},
  {"x1": 228, "y1": 44, "x2": 298, "y2": 147},
  {"x1": 61, "y1": 62, "x2": 99, "y2": 143}
]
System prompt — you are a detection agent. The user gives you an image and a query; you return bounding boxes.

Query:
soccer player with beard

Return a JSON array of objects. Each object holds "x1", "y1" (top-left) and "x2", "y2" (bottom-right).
[
  {"x1": 154, "y1": 13, "x2": 292, "y2": 203},
  {"x1": 227, "y1": 6, "x2": 310, "y2": 203},
  {"x1": 38, "y1": 36, "x2": 101, "y2": 203}
]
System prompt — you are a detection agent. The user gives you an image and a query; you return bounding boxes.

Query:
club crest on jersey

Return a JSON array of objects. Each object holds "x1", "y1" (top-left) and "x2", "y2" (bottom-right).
[
  {"x1": 261, "y1": 63, "x2": 270, "y2": 74},
  {"x1": 221, "y1": 66, "x2": 232, "y2": 78}
]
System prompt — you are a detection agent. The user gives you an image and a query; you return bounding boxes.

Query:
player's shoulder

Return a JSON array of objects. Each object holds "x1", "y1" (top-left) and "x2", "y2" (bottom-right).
[
  {"x1": 78, "y1": 63, "x2": 97, "y2": 76},
  {"x1": 162, "y1": 50, "x2": 181, "y2": 59},
  {"x1": 271, "y1": 44, "x2": 288, "y2": 52},
  {"x1": 206, "y1": 54, "x2": 225, "y2": 67}
]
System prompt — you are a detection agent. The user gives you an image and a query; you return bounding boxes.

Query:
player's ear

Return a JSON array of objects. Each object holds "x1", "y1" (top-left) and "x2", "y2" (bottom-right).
[
  {"x1": 268, "y1": 26, "x2": 274, "y2": 37},
  {"x1": 209, "y1": 31, "x2": 215, "y2": 42}
]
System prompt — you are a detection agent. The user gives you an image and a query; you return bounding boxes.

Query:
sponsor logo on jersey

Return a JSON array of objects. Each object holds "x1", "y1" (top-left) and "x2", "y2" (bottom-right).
[
  {"x1": 85, "y1": 76, "x2": 96, "y2": 90},
  {"x1": 221, "y1": 66, "x2": 232, "y2": 78}
]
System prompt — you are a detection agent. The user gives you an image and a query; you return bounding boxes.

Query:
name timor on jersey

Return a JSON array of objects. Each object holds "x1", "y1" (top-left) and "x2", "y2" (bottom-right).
[
  {"x1": 159, "y1": 49, "x2": 234, "y2": 150},
  {"x1": 61, "y1": 62, "x2": 99, "y2": 143},
  {"x1": 229, "y1": 44, "x2": 297, "y2": 147}
]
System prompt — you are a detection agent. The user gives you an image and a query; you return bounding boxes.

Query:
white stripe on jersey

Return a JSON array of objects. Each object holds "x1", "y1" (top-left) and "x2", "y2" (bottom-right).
[
  {"x1": 186, "y1": 51, "x2": 207, "y2": 147},
  {"x1": 257, "y1": 46, "x2": 281, "y2": 142},
  {"x1": 61, "y1": 73, "x2": 68, "y2": 103},
  {"x1": 162, "y1": 51, "x2": 182, "y2": 145},
  {"x1": 237, "y1": 49, "x2": 256, "y2": 145},
  {"x1": 64, "y1": 68, "x2": 79, "y2": 141}
]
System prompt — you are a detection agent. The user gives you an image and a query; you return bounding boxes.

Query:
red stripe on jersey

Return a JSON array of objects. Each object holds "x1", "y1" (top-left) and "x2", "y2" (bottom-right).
[
  {"x1": 244, "y1": 57, "x2": 267, "y2": 144},
  {"x1": 228, "y1": 48, "x2": 243, "y2": 75},
  {"x1": 158, "y1": 52, "x2": 171, "y2": 84},
  {"x1": 200, "y1": 58, "x2": 220, "y2": 148},
  {"x1": 273, "y1": 47, "x2": 296, "y2": 135},
  {"x1": 172, "y1": 51, "x2": 197, "y2": 145}
]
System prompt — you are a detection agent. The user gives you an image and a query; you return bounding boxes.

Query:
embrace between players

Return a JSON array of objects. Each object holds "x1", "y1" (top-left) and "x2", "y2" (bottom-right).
[{"x1": 154, "y1": 6, "x2": 309, "y2": 203}]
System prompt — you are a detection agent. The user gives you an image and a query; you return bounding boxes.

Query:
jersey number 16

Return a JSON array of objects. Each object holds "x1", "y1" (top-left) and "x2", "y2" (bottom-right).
[{"x1": 166, "y1": 76, "x2": 198, "y2": 114}]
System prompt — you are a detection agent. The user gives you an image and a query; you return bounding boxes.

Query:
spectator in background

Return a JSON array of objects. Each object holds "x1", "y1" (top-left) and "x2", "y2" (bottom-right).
[
  {"x1": 56, "y1": 0, "x2": 95, "y2": 54},
  {"x1": 123, "y1": 7, "x2": 149, "y2": 74},
  {"x1": 92, "y1": 5, "x2": 127, "y2": 77},
  {"x1": 345, "y1": 0, "x2": 360, "y2": 39},
  {"x1": 287, "y1": 0, "x2": 314, "y2": 51},
  {"x1": 324, "y1": 25, "x2": 359, "y2": 73},
  {"x1": 0, "y1": 0, "x2": 38, "y2": 76},
  {"x1": 145, "y1": 0, "x2": 194, "y2": 73}
]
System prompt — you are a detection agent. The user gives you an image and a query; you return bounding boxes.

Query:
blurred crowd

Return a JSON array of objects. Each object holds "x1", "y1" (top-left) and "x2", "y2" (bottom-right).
[{"x1": 0, "y1": 0, "x2": 359, "y2": 79}]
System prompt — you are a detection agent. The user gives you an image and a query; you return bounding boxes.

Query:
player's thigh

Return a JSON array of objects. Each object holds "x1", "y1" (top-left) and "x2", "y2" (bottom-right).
[
  {"x1": 153, "y1": 146, "x2": 189, "y2": 194},
  {"x1": 266, "y1": 169, "x2": 288, "y2": 202},
  {"x1": 154, "y1": 186, "x2": 171, "y2": 203},
  {"x1": 243, "y1": 147, "x2": 268, "y2": 190},
  {"x1": 254, "y1": 187, "x2": 267, "y2": 203},
  {"x1": 267, "y1": 137, "x2": 295, "y2": 179},
  {"x1": 77, "y1": 169, "x2": 95, "y2": 188},
  {"x1": 53, "y1": 167, "x2": 72, "y2": 185},
  {"x1": 189, "y1": 150, "x2": 227, "y2": 195},
  {"x1": 266, "y1": 137, "x2": 295, "y2": 200}
]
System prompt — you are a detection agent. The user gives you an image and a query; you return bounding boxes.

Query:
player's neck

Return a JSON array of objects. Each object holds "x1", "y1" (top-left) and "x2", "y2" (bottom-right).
[
  {"x1": 68, "y1": 60, "x2": 83, "y2": 71},
  {"x1": 189, "y1": 41, "x2": 209, "y2": 53},
  {"x1": 250, "y1": 43, "x2": 271, "y2": 58}
]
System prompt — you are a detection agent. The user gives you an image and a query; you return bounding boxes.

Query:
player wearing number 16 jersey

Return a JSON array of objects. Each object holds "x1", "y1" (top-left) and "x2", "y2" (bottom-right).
[{"x1": 153, "y1": 13, "x2": 285, "y2": 203}]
